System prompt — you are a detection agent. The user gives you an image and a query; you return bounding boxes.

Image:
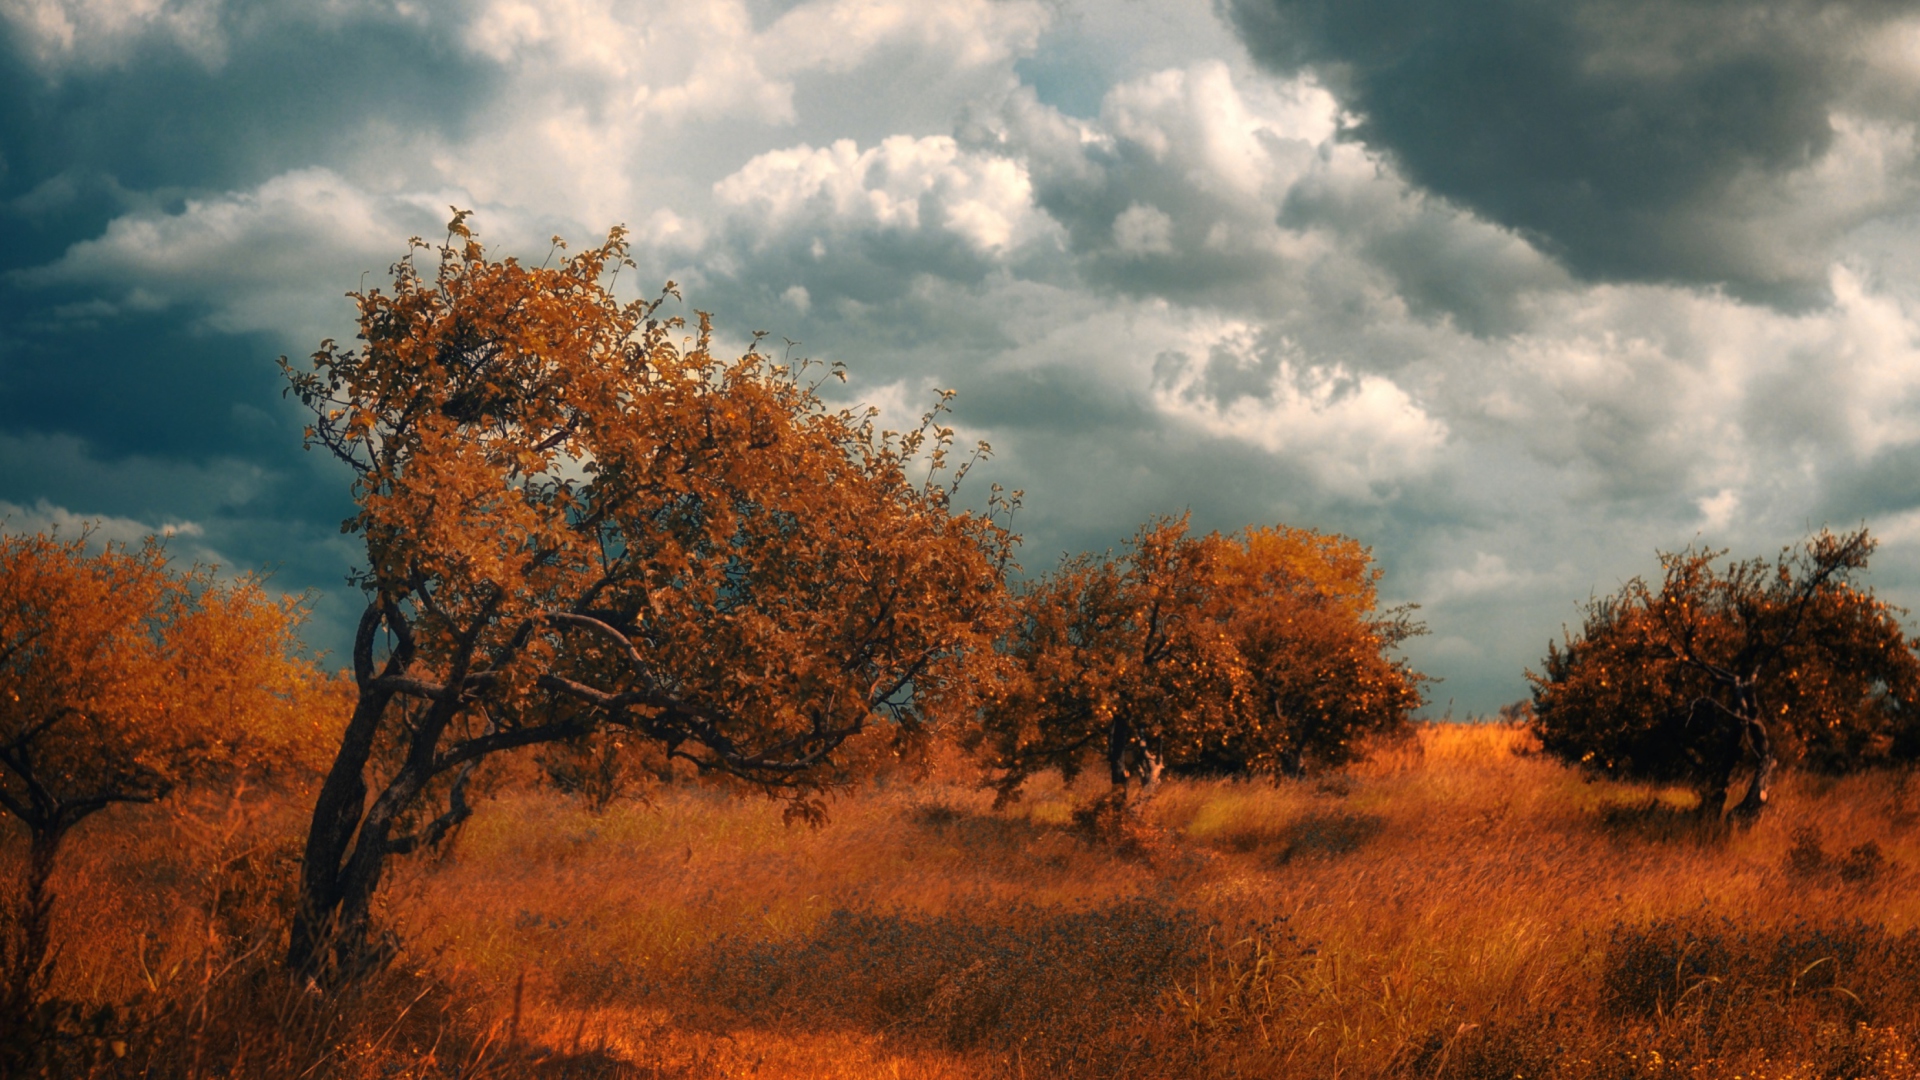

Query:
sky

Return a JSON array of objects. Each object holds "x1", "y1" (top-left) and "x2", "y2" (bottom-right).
[{"x1": 3, "y1": 0, "x2": 1920, "y2": 715}]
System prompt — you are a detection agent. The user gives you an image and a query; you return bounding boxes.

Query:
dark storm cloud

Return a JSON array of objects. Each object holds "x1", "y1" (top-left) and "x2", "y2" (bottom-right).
[
  {"x1": 0, "y1": 0, "x2": 498, "y2": 502},
  {"x1": 0, "y1": 1, "x2": 500, "y2": 659},
  {"x1": 1226, "y1": 0, "x2": 1920, "y2": 305},
  {"x1": 0, "y1": 6, "x2": 491, "y2": 229},
  {"x1": 0, "y1": 296, "x2": 296, "y2": 459}
]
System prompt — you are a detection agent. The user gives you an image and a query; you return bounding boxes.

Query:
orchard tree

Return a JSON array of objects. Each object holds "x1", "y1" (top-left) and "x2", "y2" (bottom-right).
[
  {"x1": 281, "y1": 215, "x2": 1013, "y2": 983},
  {"x1": 1207, "y1": 525, "x2": 1426, "y2": 777},
  {"x1": 969, "y1": 515, "x2": 1423, "y2": 804},
  {"x1": 967, "y1": 518, "x2": 1234, "y2": 801},
  {"x1": 0, "y1": 532, "x2": 328, "y2": 1023},
  {"x1": 1529, "y1": 528, "x2": 1920, "y2": 820}
]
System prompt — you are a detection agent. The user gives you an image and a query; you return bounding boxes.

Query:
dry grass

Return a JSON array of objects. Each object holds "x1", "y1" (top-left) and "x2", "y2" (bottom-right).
[{"x1": 11, "y1": 722, "x2": 1920, "y2": 1078}]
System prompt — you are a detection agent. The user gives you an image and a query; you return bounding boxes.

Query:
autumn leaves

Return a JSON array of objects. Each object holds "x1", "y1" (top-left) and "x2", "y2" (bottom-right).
[
  {"x1": 0, "y1": 533, "x2": 334, "y2": 1024},
  {"x1": 1529, "y1": 529, "x2": 1920, "y2": 821},
  {"x1": 969, "y1": 517, "x2": 1424, "y2": 805},
  {"x1": 281, "y1": 220, "x2": 1021, "y2": 979},
  {"x1": 268, "y1": 216, "x2": 1431, "y2": 980}
]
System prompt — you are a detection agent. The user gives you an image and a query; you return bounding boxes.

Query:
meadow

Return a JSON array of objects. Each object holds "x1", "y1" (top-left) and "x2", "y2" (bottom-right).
[{"x1": 15, "y1": 721, "x2": 1920, "y2": 1079}]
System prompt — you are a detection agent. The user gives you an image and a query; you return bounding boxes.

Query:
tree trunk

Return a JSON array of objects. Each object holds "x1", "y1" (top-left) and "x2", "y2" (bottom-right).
[
  {"x1": 288, "y1": 685, "x2": 394, "y2": 982},
  {"x1": 1137, "y1": 747, "x2": 1164, "y2": 792},
  {"x1": 320, "y1": 755, "x2": 440, "y2": 979},
  {"x1": 1106, "y1": 718, "x2": 1131, "y2": 788},
  {"x1": 1105, "y1": 719, "x2": 1162, "y2": 793},
  {"x1": 1695, "y1": 772, "x2": 1731, "y2": 819},
  {"x1": 3, "y1": 826, "x2": 64, "y2": 1031},
  {"x1": 1731, "y1": 719, "x2": 1775, "y2": 823}
]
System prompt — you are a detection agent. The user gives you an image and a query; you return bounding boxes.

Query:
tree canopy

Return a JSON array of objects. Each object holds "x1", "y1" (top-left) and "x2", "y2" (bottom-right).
[
  {"x1": 1529, "y1": 528, "x2": 1920, "y2": 819},
  {"x1": 968, "y1": 515, "x2": 1424, "y2": 804},
  {"x1": 282, "y1": 215, "x2": 1015, "y2": 980},
  {"x1": 0, "y1": 531, "x2": 329, "y2": 1022}
]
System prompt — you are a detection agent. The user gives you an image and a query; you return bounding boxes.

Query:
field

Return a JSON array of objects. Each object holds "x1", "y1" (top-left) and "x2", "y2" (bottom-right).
[{"x1": 14, "y1": 722, "x2": 1920, "y2": 1078}]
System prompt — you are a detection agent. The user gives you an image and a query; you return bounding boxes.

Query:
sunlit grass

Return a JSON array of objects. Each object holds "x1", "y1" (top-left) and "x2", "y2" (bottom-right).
[{"x1": 17, "y1": 723, "x2": 1920, "y2": 1077}]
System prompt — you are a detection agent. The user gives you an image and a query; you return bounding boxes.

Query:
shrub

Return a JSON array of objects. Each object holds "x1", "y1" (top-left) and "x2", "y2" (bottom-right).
[
  {"x1": 1529, "y1": 529, "x2": 1920, "y2": 820},
  {"x1": 0, "y1": 531, "x2": 331, "y2": 1042}
]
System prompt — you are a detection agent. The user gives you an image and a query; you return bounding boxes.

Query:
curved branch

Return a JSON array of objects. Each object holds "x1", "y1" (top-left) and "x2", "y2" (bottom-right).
[
  {"x1": 352, "y1": 602, "x2": 384, "y2": 688},
  {"x1": 1, "y1": 707, "x2": 80, "y2": 756},
  {"x1": 366, "y1": 675, "x2": 451, "y2": 700},
  {"x1": 548, "y1": 612, "x2": 648, "y2": 666},
  {"x1": 429, "y1": 716, "x2": 597, "y2": 775},
  {"x1": 379, "y1": 594, "x2": 417, "y2": 677}
]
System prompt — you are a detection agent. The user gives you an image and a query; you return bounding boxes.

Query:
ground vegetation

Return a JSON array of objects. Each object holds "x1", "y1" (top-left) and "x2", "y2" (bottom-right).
[{"x1": 13, "y1": 723, "x2": 1920, "y2": 1078}]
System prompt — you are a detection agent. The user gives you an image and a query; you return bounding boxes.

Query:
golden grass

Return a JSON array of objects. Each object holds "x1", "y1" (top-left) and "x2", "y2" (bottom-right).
[{"x1": 15, "y1": 722, "x2": 1920, "y2": 1078}]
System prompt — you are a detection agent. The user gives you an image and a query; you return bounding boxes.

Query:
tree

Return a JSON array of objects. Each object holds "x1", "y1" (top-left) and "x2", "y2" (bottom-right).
[
  {"x1": 968, "y1": 515, "x2": 1423, "y2": 805},
  {"x1": 0, "y1": 532, "x2": 327, "y2": 1025},
  {"x1": 1529, "y1": 528, "x2": 1920, "y2": 820},
  {"x1": 281, "y1": 215, "x2": 1013, "y2": 983},
  {"x1": 1206, "y1": 524, "x2": 1427, "y2": 778}
]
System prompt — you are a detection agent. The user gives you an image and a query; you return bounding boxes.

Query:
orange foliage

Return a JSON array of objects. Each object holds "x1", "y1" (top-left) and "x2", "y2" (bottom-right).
[
  {"x1": 1531, "y1": 528, "x2": 1920, "y2": 818},
  {"x1": 0, "y1": 530, "x2": 330, "y2": 1038},
  {"x1": 282, "y1": 215, "x2": 1015, "y2": 979},
  {"x1": 0, "y1": 531, "x2": 330, "y2": 835},
  {"x1": 969, "y1": 514, "x2": 1423, "y2": 800}
]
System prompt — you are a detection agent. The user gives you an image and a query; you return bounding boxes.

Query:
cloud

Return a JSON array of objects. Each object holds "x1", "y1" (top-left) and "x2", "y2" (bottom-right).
[
  {"x1": 1111, "y1": 202, "x2": 1174, "y2": 257},
  {"x1": 0, "y1": 495, "x2": 203, "y2": 544},
  {"x1": 1148, "y1": 320, "x2": 1445, "y2": 496},
  {"x1": 1226, "y1": 0, "x2": 1920, "y2": 305},
  {"x1": 967, "y1": 63, "x2": 1335, "y2": 300},
  {"x1": 2, "y1": 0, "x2": 229, "y2": 70},
  {"x1": 15, "y1": 0, "x2": 1920, "y2": 718},
  {"x1": 0, "y1": 429, "x2": 364, "y2": 652},
  {"x1": 716, "y1": 135, "x2": 1046, "y2": 255},
  {"x1": 23, "y1": 168, "x2": 446, "y2": 342},
  {"x1": 696, "y1": 133, "x2": 1064, "y2": 320},
  {"x1": 960, "y1": 61, "x2": 1572, "y2": 339}
]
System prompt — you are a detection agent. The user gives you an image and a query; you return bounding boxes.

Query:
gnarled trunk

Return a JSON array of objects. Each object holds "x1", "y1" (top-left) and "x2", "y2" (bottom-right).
[
  {"x1": 1731, "y1": 719, "x2": 1775, "y2": 823},
  {"x1": 1106, "y1": 717, "x2": 1163, "y2": 794},
  {"x1": 288, "y1": 682, "x2": 398, "y2": 983}
]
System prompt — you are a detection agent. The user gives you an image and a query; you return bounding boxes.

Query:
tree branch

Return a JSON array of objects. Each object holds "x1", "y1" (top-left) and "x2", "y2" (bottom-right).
[
  {"x1": 1, "y1": 707, "x2": 80, "y2": 757},
  {"x1": 366, "y1": 675, "x2": 451, "y2": 700},
  {"x1": 430, "y1": 717, "x2": 597, "y2": 775}
]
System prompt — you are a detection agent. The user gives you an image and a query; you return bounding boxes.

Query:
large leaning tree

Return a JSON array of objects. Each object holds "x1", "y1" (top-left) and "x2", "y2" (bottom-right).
[
  {"x1": 967, "y1": 515, "x2": 1423, "y2": 805},
  {"x1": 0, "y1": 532, "x2": 329, "y2": 1026},
  {"x1": 282, "y1": 215, "x2": 1013, "y2": 983},
  {"x1": 1529, "y1": 528, "x2": 1920, "y2": 821}
]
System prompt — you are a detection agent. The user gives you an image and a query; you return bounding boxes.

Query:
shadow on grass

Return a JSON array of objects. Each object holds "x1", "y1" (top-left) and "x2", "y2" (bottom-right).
[
  {"x1": 1595, "y1": 796, "x2": 1727, "y2": 845},
  {"x1": 907, "y1": 801, "x2": 1057, "y2": 853},
  {"x1": 685, "y1": 898, "x2": 1205, "y2": 1073},
  {"x1": 1208, "y1": 810, "x2": 1386, "y2": 864}
]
